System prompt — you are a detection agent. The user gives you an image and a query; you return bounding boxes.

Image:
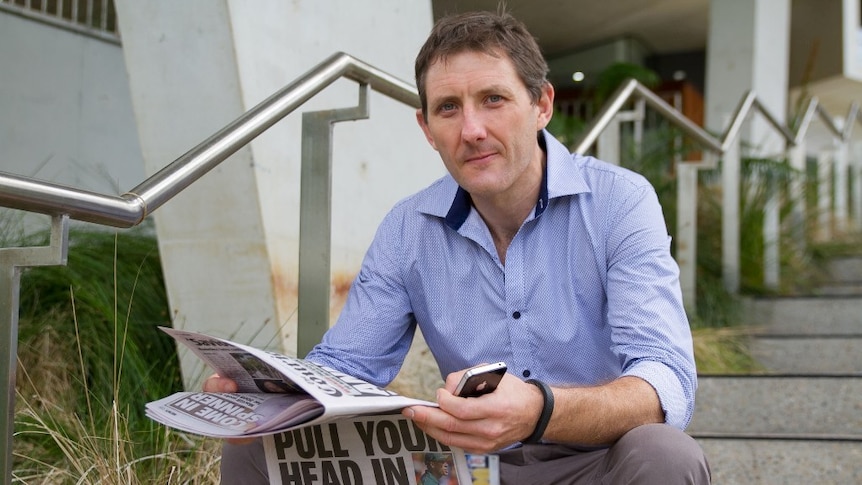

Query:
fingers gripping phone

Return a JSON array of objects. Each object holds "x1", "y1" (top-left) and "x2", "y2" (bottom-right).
[{"x1": 454, "y1": 362, "x2": 507, "y2": 397}]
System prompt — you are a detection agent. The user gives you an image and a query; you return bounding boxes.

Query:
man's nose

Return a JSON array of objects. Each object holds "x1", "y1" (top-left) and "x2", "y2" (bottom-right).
[{"x1": 460, "y1": 107, "x2": 487, "y2": 142}]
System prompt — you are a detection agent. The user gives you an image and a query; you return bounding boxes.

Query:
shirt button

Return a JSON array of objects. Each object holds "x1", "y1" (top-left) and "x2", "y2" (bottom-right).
[
  {"x1": 512, "y1": 311, "x2": 521, "y2": 319},
  {"x1": 523, "y1": 369, "x2": 531, "y2": 378}
]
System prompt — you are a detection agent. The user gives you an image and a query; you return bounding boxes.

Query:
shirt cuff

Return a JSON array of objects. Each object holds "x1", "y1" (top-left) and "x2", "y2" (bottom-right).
[{"x1": 623, "y1": 360, "x2": 692, "y2": 429}]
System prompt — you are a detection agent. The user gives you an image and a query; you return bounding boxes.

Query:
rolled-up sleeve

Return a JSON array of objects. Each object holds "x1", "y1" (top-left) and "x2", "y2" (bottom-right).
[
  {"x1": 605, "y1": 182, "x2": 697, "y2": 429},
  {"x1": 624, "y1": 359, "x2": 695, "y2": 429},
  {"x1": 306, "y1": 205, "x2": 417, "y2": 388}
]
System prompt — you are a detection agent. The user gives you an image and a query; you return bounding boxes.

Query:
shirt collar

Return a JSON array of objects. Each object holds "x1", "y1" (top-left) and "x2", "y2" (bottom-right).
[{"x1": 419, "y1": 129, "x2": 590, "y2": 230}]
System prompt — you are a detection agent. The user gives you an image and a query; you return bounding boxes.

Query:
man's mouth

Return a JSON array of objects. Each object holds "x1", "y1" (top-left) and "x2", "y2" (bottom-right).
[{"x1": 464, "y1": 152, "x2": 496, "y2": 163}]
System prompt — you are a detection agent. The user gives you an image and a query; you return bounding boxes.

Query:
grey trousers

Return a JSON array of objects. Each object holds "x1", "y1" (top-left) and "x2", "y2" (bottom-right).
[
  {"x1": 496, "y1": 424, "x2": 710, "y2": 484},
  {"x1": 219, "y1": 423, "x2": 710, "y2": 484}
]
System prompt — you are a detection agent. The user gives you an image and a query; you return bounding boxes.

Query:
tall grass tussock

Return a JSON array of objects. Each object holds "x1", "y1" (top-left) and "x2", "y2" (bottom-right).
[{"x1": 10, "y1": 223, "x2": 221, "y2": 484}]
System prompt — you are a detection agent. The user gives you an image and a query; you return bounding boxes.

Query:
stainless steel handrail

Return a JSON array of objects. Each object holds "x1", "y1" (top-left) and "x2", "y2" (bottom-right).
[
  {"x1": 574, "y1": 79, "x2": 723, "y2": 155},
  {"x1": 0, "y1": 52, "x2": 420, "y2": 227},
  {"x1": 0, "y1": 51, "x2": 420, "y2": 485},
  {"x1": 571, "y1": 77, "x2": 862, "y2": 307},
  {"x1": 574, "y1": 78, "x2": 862, "y2": 157}
]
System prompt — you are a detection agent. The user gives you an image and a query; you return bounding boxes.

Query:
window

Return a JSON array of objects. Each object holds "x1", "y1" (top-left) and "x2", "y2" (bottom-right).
[{"x1": 1, "y1": 0, "x2": 119, "y2": 41}]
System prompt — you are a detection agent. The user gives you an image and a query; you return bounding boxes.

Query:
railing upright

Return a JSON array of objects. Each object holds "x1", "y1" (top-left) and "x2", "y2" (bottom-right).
[{"x1": 0, "y1": 215, "x2": 69, "y2": 481}]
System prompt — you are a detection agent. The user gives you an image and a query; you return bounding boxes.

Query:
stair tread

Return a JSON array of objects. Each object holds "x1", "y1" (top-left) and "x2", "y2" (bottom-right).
[
  {"x1": 822, "y1": 256, "x2": 862, "y2": 284},
  {"x1": 748, "y1": 336, "x2": 862, "y2": 375},
  {"x1": 742, "y1": 296, "x2": 862, "y2": 335},
  {"x1": 695, "y1": 438, "x2": 862, "y2": 484},
  {"x1": 689, "y1": 376, "x2": 862, "y2": 436},
  {"x1": 696, "y1": 252, "x2": 862, "y2": 483}
]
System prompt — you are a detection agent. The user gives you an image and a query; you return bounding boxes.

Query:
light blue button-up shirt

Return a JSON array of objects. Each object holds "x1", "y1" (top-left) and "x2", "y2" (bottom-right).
[{"x1": 307, "y1": 130, "x2": 697, "y2": 430}]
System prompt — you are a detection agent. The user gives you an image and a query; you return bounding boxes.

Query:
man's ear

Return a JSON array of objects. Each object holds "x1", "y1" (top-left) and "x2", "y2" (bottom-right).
[
  {"x1": 535, "y1": 83, "x2": 555, "y2": 131},
  {"x1": 415, "y1": 109, "x2": 438, "y2": 150}
]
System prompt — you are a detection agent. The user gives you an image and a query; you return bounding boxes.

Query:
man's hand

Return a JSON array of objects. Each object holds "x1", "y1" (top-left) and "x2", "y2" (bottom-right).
[
  {"x1": 202, "y1": 374, "x2": 256, "y2": 445},
  {"x1": 402, "y1": 370, "x2": 544, "y2": 454},
  {"x1": 202, "y1": 373, "x2": 239, "y2": 393}
]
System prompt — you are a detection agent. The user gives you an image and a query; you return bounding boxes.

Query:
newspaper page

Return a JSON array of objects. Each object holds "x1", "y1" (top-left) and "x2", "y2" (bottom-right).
[
  {"x1": 263, "y1": 414, "x2": 473, "y2": 485},
  {"x1": 464, "y1": 454, "x2": 500, "y2": 485},
  {"x1": 146, "y1": 328, "x2": 436, "y2": 438},
  {"x1": 145, "y1": 392, "x2": 324, "y2": 438}
]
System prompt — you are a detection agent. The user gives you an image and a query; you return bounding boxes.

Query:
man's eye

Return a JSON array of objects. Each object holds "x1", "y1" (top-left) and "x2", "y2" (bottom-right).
[
  {"x1": 439, "y1": 102, "x2": 456, "y2": 112},
  {"x1": 487, "y1": 95, "x2": 503, "y2": 103}
]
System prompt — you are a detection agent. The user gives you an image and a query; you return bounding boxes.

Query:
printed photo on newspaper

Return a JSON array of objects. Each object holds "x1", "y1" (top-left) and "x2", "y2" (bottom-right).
[
  {"x1": 145, "y1": 327, "x2": 437, "y2": 438},
  {"x1": 263, "y1": 414, "x2": 473, "y2": 485}
]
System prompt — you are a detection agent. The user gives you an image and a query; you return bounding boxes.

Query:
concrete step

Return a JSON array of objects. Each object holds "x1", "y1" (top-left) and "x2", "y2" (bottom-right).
[
  {"x1": 812, "y1": 283, "x2": 862, "y2": 296},
  {"x1": 748, "y1": 335, "x2": 862, "y2": 375},
  {"x1": 812, "y1": 283, "x2": 862, "y2": 297},
  {"x1": 688, "y1": 376, "x2": 862, "y2": 437},
  {"x1": 822, "y1": 256, "x2": 862, "y2": 284},
  {"x1": 810, "y1": 254, "x2": 862, "y2": 295},
  {"x1": 742, "y1": 296, "x2": 862, "y2": 335},
  {"x1": 696, "y1": 438, "x2": 862, "y2": 484},
  {"x1": 692, "y1": 252, "x2": 862, "y2": 483}
]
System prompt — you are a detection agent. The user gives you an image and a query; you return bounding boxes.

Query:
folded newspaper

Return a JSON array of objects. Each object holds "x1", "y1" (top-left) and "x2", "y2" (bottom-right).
[
  {"x1": 263, "y1": 415, "x2": 475, "y2": 484},
  {"x1": 145, "y1": 327, "x2": 437, "y2": 439}
]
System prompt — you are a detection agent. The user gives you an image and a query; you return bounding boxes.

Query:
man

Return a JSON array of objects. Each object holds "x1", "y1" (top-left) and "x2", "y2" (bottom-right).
[
  {"x1": 418, "y1": 453, "x2": 450, "y2": 485},
  {"x1": 214, "y1": 10, "x2": 710, "y2": 484}
]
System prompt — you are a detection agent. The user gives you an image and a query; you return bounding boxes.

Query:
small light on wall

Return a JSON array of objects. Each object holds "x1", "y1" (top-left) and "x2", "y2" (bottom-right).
[
  {"x1": 673, "y1": 70, "x2": 687, "y2": 81},
  {"x1": 572, "y1": 71, "x2": 585, "y2": 82}
]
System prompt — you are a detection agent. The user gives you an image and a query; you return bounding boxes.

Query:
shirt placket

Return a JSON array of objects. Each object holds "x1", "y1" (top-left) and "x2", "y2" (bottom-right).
[{"x1": 503, "y1": 231, "x2": 536, "y2": 380}]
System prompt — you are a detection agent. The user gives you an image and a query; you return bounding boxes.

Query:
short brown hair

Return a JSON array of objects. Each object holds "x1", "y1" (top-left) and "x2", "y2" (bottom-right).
[{"x1": 414, "y1": 11, "x2": 549, "y2": 119}]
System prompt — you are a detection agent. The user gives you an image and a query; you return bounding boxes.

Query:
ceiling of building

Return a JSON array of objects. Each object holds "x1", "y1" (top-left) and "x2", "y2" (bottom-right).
[
  {"x1": 431, "y1": 0, "x2": 712, "y2": 58},
  {"x1": 431, "y1": 0, "x2": 862, "y2": 119}
]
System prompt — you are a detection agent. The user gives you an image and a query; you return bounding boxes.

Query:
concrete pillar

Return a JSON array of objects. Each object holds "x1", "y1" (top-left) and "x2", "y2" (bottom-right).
[
  {"x1": 705, "y1": 0, "x2": 790, "y2": 153},
  {"x1": 705, "y1": 0, "x2": 791, "y2": 292},
  {"x1": 114, "y1": 1, "x2": 441, "y2": 388}
]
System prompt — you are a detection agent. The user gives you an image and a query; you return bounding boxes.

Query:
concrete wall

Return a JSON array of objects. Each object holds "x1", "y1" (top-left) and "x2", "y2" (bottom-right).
[
  {"x1": 0, "y1": 10, "x2": 143, "y2": 230},
  {"x1": 114, "y1": 0, "x2": 443, "y2": 388}
]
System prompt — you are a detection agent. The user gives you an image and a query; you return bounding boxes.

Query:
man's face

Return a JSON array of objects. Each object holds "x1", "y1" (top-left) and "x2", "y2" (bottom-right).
[
  {"x1": 416, "y1": 50, "x2": 553, "y2": 204},
  {"x1": 429, "y1": 460, "x2": 448, "y2": 478}
]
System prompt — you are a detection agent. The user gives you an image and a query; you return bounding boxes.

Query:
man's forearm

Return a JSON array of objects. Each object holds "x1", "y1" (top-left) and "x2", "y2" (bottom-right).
[{"x1": 540, "y1": 376, "x2": 664, "y2": 445}]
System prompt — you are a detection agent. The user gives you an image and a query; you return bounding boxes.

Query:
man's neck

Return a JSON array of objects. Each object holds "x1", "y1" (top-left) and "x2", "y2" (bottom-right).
[{"x1": 472, "y1": 153, "x2": 546, "y2": 264}]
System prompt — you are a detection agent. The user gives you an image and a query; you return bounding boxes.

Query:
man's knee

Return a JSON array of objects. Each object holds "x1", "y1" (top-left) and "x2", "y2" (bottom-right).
[
  {"x1": 220, "y1": 439, "x2": 269, "y2": 484},
  {"x1": 604, "y1": 424, "x2": 710, "y2": 484}
]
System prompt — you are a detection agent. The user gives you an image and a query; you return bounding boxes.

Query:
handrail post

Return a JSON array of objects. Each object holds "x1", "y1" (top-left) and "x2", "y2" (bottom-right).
[
  {"x1": 632, "y1": 98, "x2": 645, "y2": 160},
  {"x1": 597, "y1": 114, "x2": 621, "y2": 164},
  {"x1": 297, "y1": 84, "x2": 370, "y2": 358},
  {"x1": 788, "y1": 140, "x2": 807, "y2": 245},
  {"x1": 0, "y1": 215, "x2": 69, "y2": 485},
  {"x1": 853, "y1": 141, "x2": 862, "y2": 230},
  {"x1": 763, "y1": 174, "x2": 780, "y2": 290},
  {"x1": 835, "y1": 137, "x2": 849, "y2": 233},
  {"x1": 676, "y1": 160, "x2": 700, "y2": 313},
  {"x1": 816, "y1": 149, "x2": 833, "y2": 241},
  {"x1": 722, "y1": 136, "x2": 741, "y2": 294}
]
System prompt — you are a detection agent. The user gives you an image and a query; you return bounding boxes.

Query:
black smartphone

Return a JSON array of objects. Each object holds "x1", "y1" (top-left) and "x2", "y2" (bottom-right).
[{"x1": 454, "y1": 362, "x2": 507, "y2": 397}]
